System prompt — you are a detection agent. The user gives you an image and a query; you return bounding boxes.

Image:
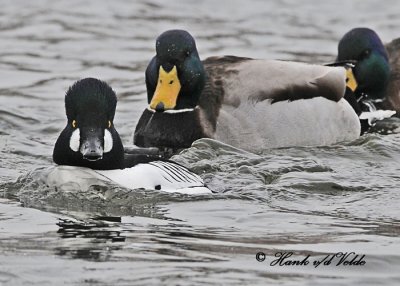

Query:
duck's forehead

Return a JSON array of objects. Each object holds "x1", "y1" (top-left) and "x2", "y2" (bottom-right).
[
  {"x1": 74, "y1": 95, "x2": 106, "y2": 112},
  {"x1": 66, "y1": 95, "x2": 110, "y2": 121},
  {"x1": 77, "y1": 106, "x2": 106, "y2": 117},
  {"x1": 338, "y1": 31, "x2": 388, "y2": 62},
  {"x1": 339, "y1": 29, "x2": 382, "y2": 51},
  {"x1": 156, "y1": 32, "x2": 195, "y2": 54},
  {"x1": 156, "y1": 40, "x2": 188, "y2": 57},
  {"x1": 354, "y1": 32, "x2": 381, "y2": 49}
]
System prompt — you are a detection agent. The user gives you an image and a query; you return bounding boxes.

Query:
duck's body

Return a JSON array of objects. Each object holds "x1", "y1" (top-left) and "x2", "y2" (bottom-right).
[
  {"x1": 206, "y1": 58, "x2": 361, "y2": 150},
  {"x1": 134, "y1": 30, "x2": 362, "y2": 153},
  {"x1": 337, "y1": 28, "x2": 400, "y2": 116},
  {"x1": 47, "y1": 162, "x2": 209, "y2": 195},
  {"x1": 53, "y1": 78, "x2": 210, "y2": 194},
  {"x1": 384, "y1": 38, "x2": 400, "y2": 113}
]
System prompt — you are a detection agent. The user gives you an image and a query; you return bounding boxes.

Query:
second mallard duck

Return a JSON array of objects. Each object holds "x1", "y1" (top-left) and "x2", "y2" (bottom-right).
[
  {"x1": 337, "y1": 27, "x2": 400, "y2": 116},
  {"x1": 134, "y1": 30, "x2": 370, "y2": 153}
]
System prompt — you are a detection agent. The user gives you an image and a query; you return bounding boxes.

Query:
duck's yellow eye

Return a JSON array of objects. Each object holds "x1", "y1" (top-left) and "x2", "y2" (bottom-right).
[
  {"x1": 72, "y1": 120, "x2": 77, "y2": 128},
  {"x1": 108, "y1": 120, "x2": 112, "y2": 128}
]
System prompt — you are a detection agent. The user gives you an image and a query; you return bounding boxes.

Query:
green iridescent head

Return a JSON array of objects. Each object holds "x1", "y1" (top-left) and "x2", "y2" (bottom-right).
[{"x1": 337, "y1": 28, "x2": 390, "y2": 99}]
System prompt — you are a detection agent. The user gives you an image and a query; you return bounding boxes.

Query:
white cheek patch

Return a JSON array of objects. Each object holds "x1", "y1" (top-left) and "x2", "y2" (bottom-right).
[
  {"x1": 69, "y1": 129, "x2": 80, "y2": 152},
  {"x1": 104, "y1": 129, "x2": 113, "y2": 153}
]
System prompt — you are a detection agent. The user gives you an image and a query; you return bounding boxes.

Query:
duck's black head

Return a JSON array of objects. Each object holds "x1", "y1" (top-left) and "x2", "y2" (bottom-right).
[
  {"x1": 145, "y1": 29, "x2": 205, "y2": 112},
  {"x1": 337, "y1": 28, "x2": 390, "y2": 100},
  {"x1": 53, "y1": 78, "x2": 124, "y2": 170}
]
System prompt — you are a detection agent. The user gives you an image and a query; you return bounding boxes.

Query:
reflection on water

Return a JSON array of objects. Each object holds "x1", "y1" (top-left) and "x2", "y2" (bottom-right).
[
  {"x1": 57, "y1": 217, "x2": 126, "y2": 241},
  {"x1": 1, "y1": 0, "x2": 400, "y2": 285}
]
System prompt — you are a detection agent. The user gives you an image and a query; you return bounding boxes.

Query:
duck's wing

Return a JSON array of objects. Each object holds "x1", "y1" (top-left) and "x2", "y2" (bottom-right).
[{"x1": 204, "y1": 57, "x2": 347, "y2": 107}]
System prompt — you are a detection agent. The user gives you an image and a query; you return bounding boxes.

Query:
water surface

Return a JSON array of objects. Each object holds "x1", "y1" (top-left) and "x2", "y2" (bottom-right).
[{"x1": 1, "y1": 0, "x2": 400, "y2": 285}]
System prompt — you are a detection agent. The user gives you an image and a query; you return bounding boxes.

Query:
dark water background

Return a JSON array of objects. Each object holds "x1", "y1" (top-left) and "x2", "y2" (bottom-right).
[{"x1": 1, "y1": 0, "x2": 400, "y2": 285}]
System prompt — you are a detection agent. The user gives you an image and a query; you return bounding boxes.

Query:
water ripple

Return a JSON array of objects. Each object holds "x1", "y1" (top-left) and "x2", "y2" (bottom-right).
[{"x1": 1, "y1": 0, "x2": 400, "y2": 285}]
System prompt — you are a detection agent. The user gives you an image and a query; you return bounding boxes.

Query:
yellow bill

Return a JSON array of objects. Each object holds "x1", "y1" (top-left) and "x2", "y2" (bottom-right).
[
  {"x1": 345, "y1": 68, "x2": 358, "y2": 92},
  {"x1": 150, "y1": 65, "x2": 181, "y2": 110}
]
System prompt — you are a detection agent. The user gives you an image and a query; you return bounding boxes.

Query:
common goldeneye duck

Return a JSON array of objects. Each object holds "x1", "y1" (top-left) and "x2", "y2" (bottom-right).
[
  {"x1": 134, "y1": 29, "x2": 379, "y2": 153},
  {"x1": 337, "y1": 27, "x2": 399, "y2": 118},
  {"x1": 52, "y1": 78, "x2": 211, "y2": 194}
]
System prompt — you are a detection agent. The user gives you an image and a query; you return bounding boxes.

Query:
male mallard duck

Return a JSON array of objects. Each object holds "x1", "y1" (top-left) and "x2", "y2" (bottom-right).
[
  {"x1": 337, "y1": 27, "x2": 400, "y2": 116},
  {"x1": 134, "y1": 30, "x2": 366, "y2": 153}
]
